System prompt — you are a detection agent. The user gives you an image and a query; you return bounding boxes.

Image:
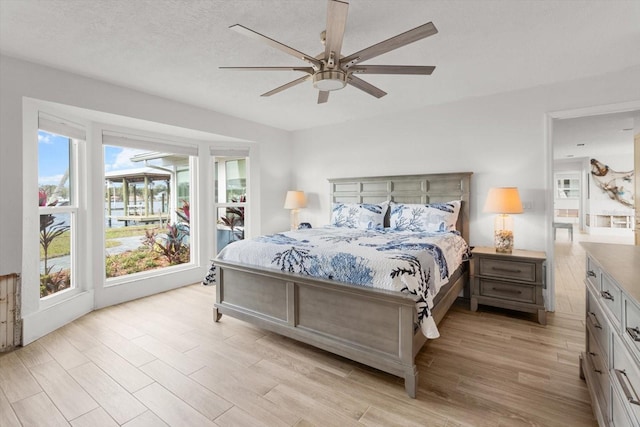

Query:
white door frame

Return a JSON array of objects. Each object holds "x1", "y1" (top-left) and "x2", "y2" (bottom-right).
[{"x1": 545, "y1": 100, "x2": 640, "y2": 312}]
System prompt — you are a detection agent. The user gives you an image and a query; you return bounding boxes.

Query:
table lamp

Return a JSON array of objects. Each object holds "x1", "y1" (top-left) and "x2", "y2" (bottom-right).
[
  {"x1": 284, "y1": 190, "x2": 307, "y2": 231},
  {"x1": 483, "y1": 187, "x2": 524, "y2": 253}
]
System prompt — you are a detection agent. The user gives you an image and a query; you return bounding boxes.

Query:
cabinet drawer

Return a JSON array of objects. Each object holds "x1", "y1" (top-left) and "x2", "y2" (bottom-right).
[
  {"x1": 611, "y1": 384, "x2": 635, "y2": 427},
  {"x1": 601, "y1": 273, "x2": 622, "y2": 324},
  {"x1": 624, "y1": 296, "x2": 640, "y2": 360},
  {"x1": 586, "y1": 255, "x2": 601, "y2": 289},
  {"x1": 587, "y1": 328, "x2": 610, "y2": 406},
  {"x1": 587, "y1": 285, "x2": 610, "y2": 357},
  {"x1": 478, "y1": 279, "x2": 535, "y2": 304},
  {"x1": 613, "y1": 335, "x2": 640, "y2": 422},
  {"x1": 478, "y1": 258, "x2": 537, "y2": 282}
]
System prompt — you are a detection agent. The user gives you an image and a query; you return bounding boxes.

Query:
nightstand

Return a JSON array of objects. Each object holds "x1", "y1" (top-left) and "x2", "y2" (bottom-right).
[{"x1": 470, "y1": 246, "x2": 547, "y2": 325}]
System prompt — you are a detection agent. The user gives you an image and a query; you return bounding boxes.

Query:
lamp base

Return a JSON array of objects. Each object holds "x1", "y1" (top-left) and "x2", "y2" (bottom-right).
[
  {"x1": 494, "y1": 214, "x2": 514, "y2": 253},
  {"x1": 290, "y1": 209, "x2": 299, "y2": 231}
]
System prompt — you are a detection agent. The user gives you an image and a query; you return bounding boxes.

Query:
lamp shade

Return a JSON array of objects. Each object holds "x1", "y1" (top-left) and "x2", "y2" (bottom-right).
[
  {"x1": 483, "y1": 187, "x2": 524, "y2": 214},
  {"x1": 283, "y1": 191, "x2": 307, "y2": 209}
]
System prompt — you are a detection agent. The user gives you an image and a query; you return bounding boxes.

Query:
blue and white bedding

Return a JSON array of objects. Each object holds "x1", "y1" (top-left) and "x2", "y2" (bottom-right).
[{"x1": 207, "y1": 226, "x2": 469, "y2": 339}]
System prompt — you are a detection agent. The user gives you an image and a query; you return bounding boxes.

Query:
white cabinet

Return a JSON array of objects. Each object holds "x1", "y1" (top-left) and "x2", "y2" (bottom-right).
[{"x1": 581, "y1": 243, "x2": 640, "y2": 426}]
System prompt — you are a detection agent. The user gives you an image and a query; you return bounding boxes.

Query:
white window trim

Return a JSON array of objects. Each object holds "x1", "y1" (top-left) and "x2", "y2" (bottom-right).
[
  {"x1": 94, "y1": 123, "x2": 205, "y2": 308},
  {"x1": 21, "y1": 98, "x2": 259, "y2": 342}
]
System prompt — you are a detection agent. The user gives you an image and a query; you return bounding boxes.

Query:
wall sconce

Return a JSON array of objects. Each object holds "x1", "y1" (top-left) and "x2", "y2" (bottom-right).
[
  {"x1": 283, "y1": 190, "x2": 307, "y2": 231},
  {"x1": 483, "y1": 187, "x2": 524, "y2": 253}
]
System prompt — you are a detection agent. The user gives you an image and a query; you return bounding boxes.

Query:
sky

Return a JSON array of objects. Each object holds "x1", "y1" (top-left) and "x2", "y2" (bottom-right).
[{"x1": 38, "y1": 130, "x2": 139, "y2": 186}]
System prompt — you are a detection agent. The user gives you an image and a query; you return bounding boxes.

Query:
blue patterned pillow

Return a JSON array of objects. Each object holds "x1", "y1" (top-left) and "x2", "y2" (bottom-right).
[
  {"x1": 389, "y1": 201, "x2": 461, "y2": 232},
  {"x1": 331, "y1": 202, "x2": 387, "y2": 230}
]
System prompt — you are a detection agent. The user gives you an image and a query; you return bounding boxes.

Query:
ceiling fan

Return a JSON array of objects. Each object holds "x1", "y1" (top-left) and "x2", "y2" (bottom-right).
[{"x1": 221, "y1": 0, "x2": 438, "y2": 104}]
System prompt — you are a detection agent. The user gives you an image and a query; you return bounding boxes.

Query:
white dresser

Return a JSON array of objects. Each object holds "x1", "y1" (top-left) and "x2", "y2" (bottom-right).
[{"x1": 581, "y1": 243, "x2": 640, "y2": 426}]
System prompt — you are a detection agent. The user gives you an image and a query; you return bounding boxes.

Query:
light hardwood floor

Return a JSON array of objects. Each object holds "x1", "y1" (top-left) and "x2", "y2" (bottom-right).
[{"x1": 3, "y1": 229, "x2": 632, "y2": 426}]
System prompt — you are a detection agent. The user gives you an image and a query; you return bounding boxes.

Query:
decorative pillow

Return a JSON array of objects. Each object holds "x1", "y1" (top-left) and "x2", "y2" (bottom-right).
[
  {"x1": 331, "y1": 202, "x2": 387, "y2": 230},
  {"x1": 389, "y1": 201, "x2": 461, "y2": 232}
]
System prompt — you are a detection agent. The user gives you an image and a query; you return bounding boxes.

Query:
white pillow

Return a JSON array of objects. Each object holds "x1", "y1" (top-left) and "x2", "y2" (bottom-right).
[
  {"x1": 389, "y1": 201, "x2": 461, "y2": 232},
  {"x1": 331, "y1": 202, "x2": 387, "y2": 230}
]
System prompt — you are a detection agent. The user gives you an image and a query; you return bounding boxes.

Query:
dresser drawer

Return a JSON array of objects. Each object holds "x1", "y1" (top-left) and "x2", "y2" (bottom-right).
[
  {"x1": 613, "y1": 335, "x2": 640, "y2": 423},
  {"x1": 586, "y1": 255, "x2": 601, "y2": 289},
  {"x1": 587, "y1": 328, "x2": 610, "y2": 407},
  {"x1": 587, "y1": 285, "x2": 610, "y2": 357},
  {"x1": 478, "y1": 279, "x2": 535, "y2": 304},
  {"x1": 611, "y1": 384, "x2": 635, "y2": 427},
  {"x1": 601, "y1": 273, "x2": 622, "y2": 324},
  {"x1": 624, "y1": 296, "x2": 640, "y2": 360}
]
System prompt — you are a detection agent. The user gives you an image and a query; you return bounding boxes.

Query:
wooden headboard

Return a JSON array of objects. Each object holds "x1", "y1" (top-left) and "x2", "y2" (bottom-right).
[{"x1": 328, "y1": 172, "x2": 473, "y2": 243}]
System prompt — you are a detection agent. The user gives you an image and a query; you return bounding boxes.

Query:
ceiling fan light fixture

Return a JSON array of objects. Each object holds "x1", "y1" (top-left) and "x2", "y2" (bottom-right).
[{"x1": 313, "y1": 70, "x2": 347, "y2": 91}]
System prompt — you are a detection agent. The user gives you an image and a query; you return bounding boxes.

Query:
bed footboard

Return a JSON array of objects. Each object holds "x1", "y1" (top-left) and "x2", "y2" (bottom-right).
[
  {"x1": 214, "y1": 260, "x2": 422, "y2": 397},
  {"x1": 213, "y1": 260, "x2": 467, "y2": 398}
]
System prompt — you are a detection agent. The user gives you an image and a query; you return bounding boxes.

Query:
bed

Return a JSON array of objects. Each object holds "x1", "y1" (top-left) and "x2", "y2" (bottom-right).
[{"x1": 209, "y1": 172, "x2": 472, "y2": 398}]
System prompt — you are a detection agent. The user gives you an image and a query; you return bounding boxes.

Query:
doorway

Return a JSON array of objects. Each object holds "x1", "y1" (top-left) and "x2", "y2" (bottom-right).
[{"x1": 546, "y1": 102, "x2": 640, "y2": 314}]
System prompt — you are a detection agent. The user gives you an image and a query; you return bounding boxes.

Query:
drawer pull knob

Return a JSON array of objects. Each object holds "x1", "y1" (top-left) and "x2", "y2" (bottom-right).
[
  {"x1": 615, "y1": 369, "x2": 640, "y2": 406},
  {"x1": 627, "y1": 327, "x2": 640, "y2": 342},
  {"x1": 587, "y1": 270, "x2": 597, "y2": 278},
  {"x1": 587, "y1": 312, "x2": 602, "y2": 329},
  {"x1": 491, "y1": 267, "x2": 522, "y2": 274},
  {"x1": 600, "y1": 290, "x2": 614, "y2": 301},
  {"x1": 587, "y1": 352, "x2": 601, "y2": 373},
  {"x1": 491, "y1": 287, "x2": 522, "y2": 295}
]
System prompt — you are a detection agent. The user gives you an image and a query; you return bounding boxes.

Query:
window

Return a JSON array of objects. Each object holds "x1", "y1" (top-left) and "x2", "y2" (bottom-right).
[
  {"x1": 556, "y1": 177, "x2": 580, "y2": 199},
  {"x1": 103, "y1": 132, "x2": 197, "y2": 280},
  {"x1": 214, "y1": 156, "x2": 248, "y2": 252},
  {"x1": 37, "y1": 115, "x2": 84, "y2": 299},
  {"x1": 24, "y1": 102, "x2": 210, "y2": 344}
]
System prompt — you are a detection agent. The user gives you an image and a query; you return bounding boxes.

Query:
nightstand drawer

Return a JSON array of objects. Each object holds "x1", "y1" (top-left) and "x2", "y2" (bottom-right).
[
  {"x1": 478, "y1": 279, "x2": 535, "y2": 304},
  {"x1": 478, "y1": 258, "x2": 537, "y2": 282}
]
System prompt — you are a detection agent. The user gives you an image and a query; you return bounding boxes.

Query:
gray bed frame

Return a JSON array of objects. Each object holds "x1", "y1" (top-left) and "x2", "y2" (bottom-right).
[{"x1": 213, "y1": 172, "x2": 472, "y2": 398}]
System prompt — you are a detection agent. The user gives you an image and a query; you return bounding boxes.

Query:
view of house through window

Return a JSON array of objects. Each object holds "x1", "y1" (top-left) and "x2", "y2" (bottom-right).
[
  {"x1": 104, "y1": 144, "x2": 193, "y2": 279},
  {"x1": 215, "y1": 157, "x2": 247, "y2": 252},
  {"x1": 38, "y1": 130, "x2": 77, "y2": 298}
]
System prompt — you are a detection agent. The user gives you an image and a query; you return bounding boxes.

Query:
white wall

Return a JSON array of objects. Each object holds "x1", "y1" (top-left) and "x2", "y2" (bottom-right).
[
  {"x1": 291, "y1": 65, "x2": 640, "y2": 252},
  {"x1": 0, "y1": 55, "x2": 293, "y2": 277}
]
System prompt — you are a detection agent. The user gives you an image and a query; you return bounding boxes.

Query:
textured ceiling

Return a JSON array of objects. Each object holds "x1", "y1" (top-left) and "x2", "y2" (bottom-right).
[{"x1": 1, "y1": 0, "x2": 639, "y2": 131}]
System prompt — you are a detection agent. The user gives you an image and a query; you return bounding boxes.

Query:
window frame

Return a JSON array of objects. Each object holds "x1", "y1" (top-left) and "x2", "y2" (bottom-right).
[
  {"x1": 35, "y1": 123, "x2": 85, "y2": 308},
  {"x1": 100, "y1": 129, "x2": 200, "y2": 286}
]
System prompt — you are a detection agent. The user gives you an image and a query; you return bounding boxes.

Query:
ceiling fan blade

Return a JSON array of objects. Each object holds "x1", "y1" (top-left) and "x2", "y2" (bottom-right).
[
  {"x1": 261, "y1": 75, "x2": 311, "y2": 97},
  {"x1": 318, "y1": 91, "x2": 330, "y2": 104},
  {"x1": 350, "y1": 65, "x2": 435, "y2": 75},
  {"x1": 230, "y1": 24, "x2": 322, "y2": 70},
  {"x1": 220, "y1": 66, "x2": 315, "y2": 73},
  {"x1": 340, "y1": 22, "x2": 438, "y2": 69},
  {"x1": 324, "y1": 0, "x2": 349, "y2": 63},
  {"x1": 347, "y1": 75, "x2": 387, "y2": 98}
]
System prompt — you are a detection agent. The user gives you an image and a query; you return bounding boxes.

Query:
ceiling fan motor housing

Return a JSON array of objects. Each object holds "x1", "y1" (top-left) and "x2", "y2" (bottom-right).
[{"x1": 313, "y1": 70, "x2": 347, "y2": 91}]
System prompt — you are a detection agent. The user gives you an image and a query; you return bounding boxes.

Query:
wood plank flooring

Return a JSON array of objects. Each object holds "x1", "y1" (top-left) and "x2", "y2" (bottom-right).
[{"x1": 3, "y1": 230, "x2": 626, "y2": 426}]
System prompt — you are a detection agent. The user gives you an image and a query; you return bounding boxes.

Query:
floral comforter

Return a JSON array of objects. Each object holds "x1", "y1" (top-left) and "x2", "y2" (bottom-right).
[{"x1": 205, "y1": 226, "x2": 469, "y2": 338}]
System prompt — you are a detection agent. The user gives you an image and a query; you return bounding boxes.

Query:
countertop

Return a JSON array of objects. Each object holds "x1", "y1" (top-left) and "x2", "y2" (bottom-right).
[{"x1": 581, "y1": 242, "x2": 640, "y2": 303}]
